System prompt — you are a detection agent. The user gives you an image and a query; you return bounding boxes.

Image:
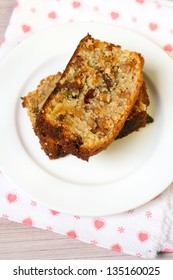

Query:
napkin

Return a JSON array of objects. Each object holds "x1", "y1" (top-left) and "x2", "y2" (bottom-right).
[{"x1": 0, "y1": 0, "x2": 173, "y2": 259}]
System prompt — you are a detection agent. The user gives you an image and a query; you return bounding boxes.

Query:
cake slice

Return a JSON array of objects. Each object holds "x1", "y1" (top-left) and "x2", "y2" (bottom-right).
[
  {"x1": 35, "y1": 34, "x2": 145, "y2": 161},
  {"x1": 22, "y1": 72, "x2": 66, "y2": 158},
  {"x1": 22, "y1": 72, "x2": 153, "y2": 159}
]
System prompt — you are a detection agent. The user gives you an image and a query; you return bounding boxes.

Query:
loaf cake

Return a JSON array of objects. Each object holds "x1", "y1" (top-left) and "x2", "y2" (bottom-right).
[
  {"x1": 22, "y1": 72, "x2": 153, "y2": 159},
  {"x1": 34, "y1": 34, "x2": 146, "y2": 161}
]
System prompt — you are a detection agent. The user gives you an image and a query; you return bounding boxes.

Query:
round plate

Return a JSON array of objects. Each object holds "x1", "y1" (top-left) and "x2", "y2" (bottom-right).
[{"x1": 0, "y1": 22, "x2": 173, "y2": 216}]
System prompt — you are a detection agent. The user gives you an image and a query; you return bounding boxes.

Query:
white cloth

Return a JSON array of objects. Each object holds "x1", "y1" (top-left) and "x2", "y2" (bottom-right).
[{"x1": 0, "y1": 0, "x2": 173, "y2": 258}]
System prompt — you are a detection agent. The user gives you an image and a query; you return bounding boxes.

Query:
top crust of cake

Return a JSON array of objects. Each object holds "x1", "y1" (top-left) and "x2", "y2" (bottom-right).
[{"x1": 36, "y1": 34, "x2": 144, "y2": 160}]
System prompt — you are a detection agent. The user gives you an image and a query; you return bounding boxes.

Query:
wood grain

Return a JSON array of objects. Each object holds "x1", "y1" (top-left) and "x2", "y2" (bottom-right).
[
  {"x1": 0, "y1": 219, "x2": 121, "y2": 260},
  {"x1": 0, "y1": 219, "x2": 172, "y2": 260},
  {"x1": 0, "y1": 0, "x2": 173, "y2": 260},
  {"x1": 0, "y1": 0, "x2": 15, "y2": 43}
]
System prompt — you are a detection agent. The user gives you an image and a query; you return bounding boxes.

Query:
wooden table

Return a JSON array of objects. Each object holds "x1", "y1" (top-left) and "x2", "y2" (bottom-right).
[{"x1": 0, "y1": 0, "x2": 172, "y2": 260}]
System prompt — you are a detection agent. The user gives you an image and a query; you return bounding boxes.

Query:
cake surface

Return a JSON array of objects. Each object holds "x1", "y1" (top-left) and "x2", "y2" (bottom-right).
[
  {"x1": 22, "y1": 73, "x2": 152, "y2": 159},
  {"x1": 35, "y1": 34, "x2": 144, "y2": 160}
]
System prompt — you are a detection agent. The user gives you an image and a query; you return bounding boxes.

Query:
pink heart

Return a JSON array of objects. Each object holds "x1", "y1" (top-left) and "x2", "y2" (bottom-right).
[
  {"x1": 138, "y1": 232, "x2": 149, "y2": 242},
  {"x1": 72, "y1": 1, "x2": 81, "y2": 8},
  {"x1": 50, "y1": 210, "x2": 60, "y2": 216},
  {"x1": 136, "y1": 0, "x2": 144, "y2": 3},
  {"x1": 111, "y1": 244, "x2": 122, "y2": 252},
  {"x1": 48, "y1": 11, "x2": 57, "y2": 19},
  {"x1": 93, "y1": 6, "x2": 99, "y2": 12},
  {"x1": 22, "y1": 218, "x2": 33, "y2": 227},
  {"x1": 6, "y1": 193, "x2": 18, "y2": 203},
  {"x1": 163, "y1": 247, "x2": 173, "y2": 253},
  {"x1": 94, "y1": 219, "x2": 105, "y2": 230},
  {"x1": 111, "y1": 11, "x2": 119, "y2": 20},
  {"x1": 15, "y1": 1, "x2": 19, "y2": 8},
  {"x1": 164, "y1": 44, "x2": 173, "y2": 52},
  {"x1": 22, "y1": 25, "x2": 31, "y2": 33},
  {"x1": 31, "y1": 8, "x2": 36, "y2": 13},
  {"x1": 149, "y1": 23, "x2": 158, "y2": 31},
  {"x1": 67, "y1": 230, "x2": 77, "y2": 239}
]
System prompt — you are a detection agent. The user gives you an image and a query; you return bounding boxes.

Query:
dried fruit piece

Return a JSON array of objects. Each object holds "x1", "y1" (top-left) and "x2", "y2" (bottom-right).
[{"x1": 84, "y1": 89, "x2": 95, "y2": 104}]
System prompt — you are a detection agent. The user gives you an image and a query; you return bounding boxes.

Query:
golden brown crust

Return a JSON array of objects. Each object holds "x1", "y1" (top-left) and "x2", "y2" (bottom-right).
[
  {"x1": 35, "y1": 35, "x2": 144, "y2": 160},
  {"x1": 38, "y1": 134, "x2": 66, "y2": 159},
  {"x1": 117, "y1": 112, "x2": 153, "y2": 139}
]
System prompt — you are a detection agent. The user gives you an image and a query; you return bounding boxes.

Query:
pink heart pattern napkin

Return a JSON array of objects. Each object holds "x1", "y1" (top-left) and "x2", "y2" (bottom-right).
[{"x1": 0, "y1": 0, "x2": 173, "y2": 259}]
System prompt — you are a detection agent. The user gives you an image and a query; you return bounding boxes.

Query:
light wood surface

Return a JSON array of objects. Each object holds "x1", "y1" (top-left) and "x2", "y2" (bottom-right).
[{"x1": 0, "y1": 0, "x2": 173, "y2": 260}]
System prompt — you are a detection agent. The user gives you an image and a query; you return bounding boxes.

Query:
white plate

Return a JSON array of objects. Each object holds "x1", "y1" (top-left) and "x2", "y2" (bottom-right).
[{"x1": 0, "y1": 22, "x2": 173, "y2": 216}]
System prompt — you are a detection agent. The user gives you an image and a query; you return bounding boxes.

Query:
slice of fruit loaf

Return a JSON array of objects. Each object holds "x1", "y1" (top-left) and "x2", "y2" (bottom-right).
[
  {"x1": 35, "y1": 34, "x2": 145, "y2": 161},
  {"x1": 22, "y1": 72, "x2": 152, "y2": 159},
  {"x1": 22, "y1": 72, "x2": 66, "y2": 158}
]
